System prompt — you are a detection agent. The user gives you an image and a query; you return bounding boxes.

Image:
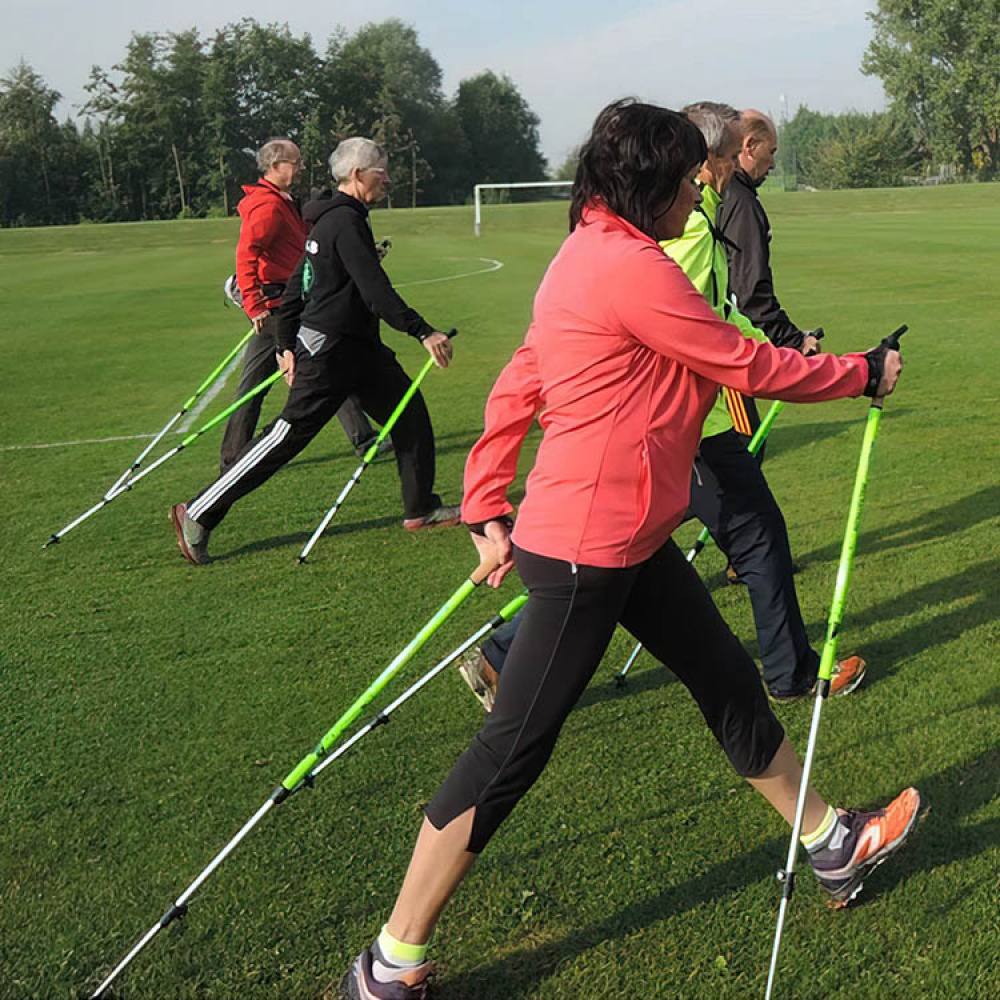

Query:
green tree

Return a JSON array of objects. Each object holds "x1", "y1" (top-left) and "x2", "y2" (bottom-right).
[
  {"x1": 811, "y1": 112, "x2": 919, "y2": 188},
  {"x1": 454, "y1": 70, "x2": 547, "y2": 190},
  {"x1": 0, "y1": 62, "x2": 87, "y2": 225},
  {"x1": 322, "y1": 20, "x2": 461, "y2": 205},
  {"x1": 863, "y1": 0, "x2": 1000, "y2": 178},
  {"x1": 84, "y1": 31, "x2": 208, "y2": 219},
  {"x1": 202, "y1": 20, "x2": 320, "y2": 210}
]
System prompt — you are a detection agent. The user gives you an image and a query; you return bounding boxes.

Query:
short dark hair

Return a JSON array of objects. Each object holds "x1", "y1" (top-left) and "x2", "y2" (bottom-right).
[{"x1": 570, "y1": 99, "x2": 707, "y2": 239}]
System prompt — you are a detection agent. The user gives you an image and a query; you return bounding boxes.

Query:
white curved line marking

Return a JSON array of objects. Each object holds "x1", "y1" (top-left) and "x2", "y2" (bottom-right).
[
  {"x1": 3, "y1": 257, "x2": 506, "y2": 452},
  {"x1": 396, "y1": 257, "x2": 503, "y2": 287}
]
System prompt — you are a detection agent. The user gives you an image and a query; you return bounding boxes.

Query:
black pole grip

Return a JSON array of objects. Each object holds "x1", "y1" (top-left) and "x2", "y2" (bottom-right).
[{"x1": 881, "y1": 324, "x2": 907, "y2": 350}]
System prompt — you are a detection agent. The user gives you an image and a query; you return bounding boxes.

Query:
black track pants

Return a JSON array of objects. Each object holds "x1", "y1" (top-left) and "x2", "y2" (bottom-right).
[
  {"x1": 426, "y1": 541, "x2": 784, "y2": 853},
  {"x1": 688, "y1": 429, "x2": 818, "y2": 697},
  {"x1": 218, "y1": 319, "x2": 375, "y2": 472},
  {"x1": 190, "y1": 334, "x2": 439, "y2": 530}
]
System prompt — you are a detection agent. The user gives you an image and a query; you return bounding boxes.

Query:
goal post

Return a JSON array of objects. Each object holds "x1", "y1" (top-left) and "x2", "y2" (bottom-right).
[{"x1": 473, "y1": 180, "x2": 573, "y2": 235}]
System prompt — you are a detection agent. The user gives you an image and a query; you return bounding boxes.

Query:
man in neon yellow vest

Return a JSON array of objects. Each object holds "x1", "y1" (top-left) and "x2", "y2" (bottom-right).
[{"x1": 661, "y1": 101, "x2": 865, "y2": 702}]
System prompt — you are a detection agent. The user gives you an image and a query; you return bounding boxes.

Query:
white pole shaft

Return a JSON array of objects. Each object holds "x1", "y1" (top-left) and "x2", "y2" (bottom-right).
[
  {"x1": 764, "y1": 689, "x2": 827, "y2": 999},
  {"x1": 91, "y1": 797, "x2": 277, "y2": 998},
  {"x1": 104, "y1": 411, "x2": 184, "y2": 492},
  {"x1": 298, "y1": 462, "x2": 365, "y2": 562},
  {"x1": 310, "y1": 620, "x2": 495, "y2": 783}
]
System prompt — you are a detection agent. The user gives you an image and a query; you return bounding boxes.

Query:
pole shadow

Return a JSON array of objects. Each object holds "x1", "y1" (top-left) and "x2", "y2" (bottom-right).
[
  {"x1": 798, "y1": 485, "x2": 1000, "y2": 565},
  {"x1": 825, "y1": 557, "x2": 1000, "y2": 685}
]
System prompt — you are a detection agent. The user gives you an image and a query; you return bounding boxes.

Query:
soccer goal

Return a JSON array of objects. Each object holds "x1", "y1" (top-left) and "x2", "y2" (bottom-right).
[{"x1": 473, "y1": 181, "x2": 573, "y2": 234}]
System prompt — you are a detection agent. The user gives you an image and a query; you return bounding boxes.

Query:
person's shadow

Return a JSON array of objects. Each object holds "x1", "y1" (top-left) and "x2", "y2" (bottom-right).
[{"x1": 430, "y1": 744, "x2": 997, "y2": 999}]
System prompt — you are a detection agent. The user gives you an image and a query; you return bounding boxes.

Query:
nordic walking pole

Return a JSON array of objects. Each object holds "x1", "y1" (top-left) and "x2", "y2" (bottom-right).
[
  {"x1": 765, "y1": 325, "x2": 906, "y2": 1000},
  {"x1": 44, "y1": 369, "x2": 282, "y2": 547},
  {"x1": 615, "y1": 399, "x2": 787, "y2": 687},
  {"x1": 297, "y1": 329, "x2": 458, "y2": 564},
  {"x1": 88, "y1": 559, "x2": 507, "y2": 999},
  {"x1": 103, "y1": 328, "x2": 255, "y2": 497}
]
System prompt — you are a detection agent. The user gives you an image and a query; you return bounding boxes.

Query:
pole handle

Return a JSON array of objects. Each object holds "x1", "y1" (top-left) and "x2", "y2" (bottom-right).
[
  {"x1": 881, "y1": 324, "x2": 907, "y2": 350},
  {"x1": 872, "y1": 324, "x2": 908, "y2": 408},
  {"x1": 469, "y1": 556, "x2": 501, "y2": 586}
]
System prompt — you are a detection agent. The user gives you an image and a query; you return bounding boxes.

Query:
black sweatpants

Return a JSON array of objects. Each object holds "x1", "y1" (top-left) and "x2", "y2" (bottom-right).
[
  {"x1": 426, "y1": 541, "x2": 784, "y2": 853},
  {"x1": 218, "y1": 317, "x2": 376, "y2": 472},
  {"x1": 688, "y1": 428, "x2": 818, "y2": 697},
  {"x1": 189, "y1": 331, "x2": 439, "y2": 530}
]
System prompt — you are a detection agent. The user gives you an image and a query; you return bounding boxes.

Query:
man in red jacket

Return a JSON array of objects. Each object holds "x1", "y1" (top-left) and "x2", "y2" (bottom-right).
[{"x1": 219, "y1": 138, "x2": 376, "y2": 471}]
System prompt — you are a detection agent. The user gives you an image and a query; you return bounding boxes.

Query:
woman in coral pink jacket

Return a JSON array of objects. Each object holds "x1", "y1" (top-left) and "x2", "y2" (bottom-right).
[{"x1": 338, "y1": 101, "x2": 918, "y2": 999}]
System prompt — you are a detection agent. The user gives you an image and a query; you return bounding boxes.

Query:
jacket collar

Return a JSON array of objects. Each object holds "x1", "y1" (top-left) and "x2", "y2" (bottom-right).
[{"x1": 579, "y1": 202, "x2": 659, "y2": 246}]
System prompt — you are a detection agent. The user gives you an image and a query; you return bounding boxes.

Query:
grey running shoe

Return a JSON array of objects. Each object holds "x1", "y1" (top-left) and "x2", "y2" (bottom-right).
[
  {"x1": 458, "y1": 648, "x2": 499, "y2": 712},
  {"x1": 338, "y1": 945, "x2": 433, "y2": 1000},
  {"x1": 170, "y1": 503, "x2": 212, "y2": 565},
  {"x1": 809, "y1": 787, "x2": 921, "y2": 908},
  {"x1": 402, "y1": 505, "x2": 462, "y2": 532}
]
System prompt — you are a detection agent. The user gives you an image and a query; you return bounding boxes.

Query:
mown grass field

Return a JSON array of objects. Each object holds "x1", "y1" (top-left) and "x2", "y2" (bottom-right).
[{"x1": 2, "y1": 184, "x2": 998, "y2": 999}]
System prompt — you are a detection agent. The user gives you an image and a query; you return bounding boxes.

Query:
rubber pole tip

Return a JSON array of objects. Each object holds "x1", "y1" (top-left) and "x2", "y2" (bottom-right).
[
  {"x1": 297, "y1": 556, "x2": 307, "y2": 565},
  {"x1": 44, "y1": 535, "x2": 59, "y2": 548},
  {"x1": 614, "y1": 675, "x2": 628, "y2": 689}
]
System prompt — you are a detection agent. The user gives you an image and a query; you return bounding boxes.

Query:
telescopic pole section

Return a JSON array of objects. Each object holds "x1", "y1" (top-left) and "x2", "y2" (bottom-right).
[
  {"x1": 764, "y1": 326, "x2": 905, "y2": 1000},
  {"x1": 44, "y1": 369, "x2": 282, "y2": 547},
  {"x1": 615, "y1": 400, "x2": 786, "y2": 684},
  {"x1": 87, "y1": 567, "x2": 511, "y2": 999},
  {"x1": 297, "y1": 330, "x2": 457, "y2": 564},
  {"x1": 103, "y1": 328, "x2": 255, "y2": 497}
]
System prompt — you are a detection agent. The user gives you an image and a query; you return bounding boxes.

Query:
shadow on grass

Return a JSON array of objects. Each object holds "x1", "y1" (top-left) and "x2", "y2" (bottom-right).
[
  {"x1": 837, "y1": 556, "x2": 1000, "y2": 685},
  {"x1": 798, "y1": 484, "x2": 1000, "y2": 566},
  {"x1": 217, "y1": 515, "x2": 402, "y2": 561},
  {"x1": 436, "y1": 745, "x2": 998, "y2": 999},
  {"x1": 762, "y1": 405, "x2": 912, "y2": 462},
  {"x1": 577, "y1": 659, "x2": 678, "y2": 711}
]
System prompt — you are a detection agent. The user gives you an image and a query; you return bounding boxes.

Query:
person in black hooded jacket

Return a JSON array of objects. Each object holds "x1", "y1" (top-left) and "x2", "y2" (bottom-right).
[{"x1": 170, "y1": 138, "x2": 460, "y2": 565}]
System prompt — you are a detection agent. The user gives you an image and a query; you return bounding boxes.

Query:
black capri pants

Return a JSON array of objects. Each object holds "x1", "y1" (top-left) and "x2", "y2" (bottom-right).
[{"x1": 426, "y1": 540, "x2": 785, "y2": 853}]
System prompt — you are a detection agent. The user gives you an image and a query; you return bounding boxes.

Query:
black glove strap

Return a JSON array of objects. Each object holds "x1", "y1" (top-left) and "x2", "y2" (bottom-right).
[{"x1": 467, "y1": 515, "x2": 514, "y2": 537}]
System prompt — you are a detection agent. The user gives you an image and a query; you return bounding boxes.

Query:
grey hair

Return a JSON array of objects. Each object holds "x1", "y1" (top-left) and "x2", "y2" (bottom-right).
[
  {"x1": 256, "y1": 138, "x2": 298, "y2": 174},
  {"x1": 681, "y1": 102, "x2": 741, "y2": 155},
  {"x1": 329, "y1": 137, "x2": 387, "y2": 182}
]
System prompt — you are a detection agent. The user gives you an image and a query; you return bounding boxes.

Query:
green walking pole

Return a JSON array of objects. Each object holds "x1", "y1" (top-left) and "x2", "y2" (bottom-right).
[
  {"x1": 44, "y1": 368, "x2": 281, "y2": 547},
  {"x1": 87, "y1": 562, "x2": 515, "y2": 999},
  {"x1": 615, "y1": 398, "x2": 786, "y2": 686},
  {"x1": 102, "y1": 327, "x2": 256, "y2": 498},
  {"x1": 297, "y1": 329, "x2": 458, "y2": 564},
  {"x1": 764, "y1": 325, "x2": 907, "y2": 1000}
]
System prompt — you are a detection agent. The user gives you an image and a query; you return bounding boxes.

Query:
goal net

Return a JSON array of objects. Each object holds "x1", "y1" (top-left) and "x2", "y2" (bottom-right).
[{"x1": 473, "y1": 181, "x2": 573, "y2": 234}]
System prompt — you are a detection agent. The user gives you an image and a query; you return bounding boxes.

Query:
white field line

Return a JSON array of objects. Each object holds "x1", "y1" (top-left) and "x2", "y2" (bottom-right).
[{"x1": 2, "y1": 257, "x2": 505, "y2": 453}]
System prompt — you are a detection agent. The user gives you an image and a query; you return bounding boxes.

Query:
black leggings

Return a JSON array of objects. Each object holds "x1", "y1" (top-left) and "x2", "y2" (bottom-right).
[{"x1": 426, "y1": 540, "x2": 784, "y2": 853}]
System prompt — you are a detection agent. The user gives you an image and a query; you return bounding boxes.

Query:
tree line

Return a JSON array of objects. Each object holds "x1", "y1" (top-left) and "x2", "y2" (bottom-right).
[
  {"x1": 0, "y1": 18, "x2": 548, "y2": 227},
  {"x1": 775, "y1": 0, "x2": 998, "y2": 191},
  {"x1": 2, "y1": 1, "x2": 997, "y2": 225}
]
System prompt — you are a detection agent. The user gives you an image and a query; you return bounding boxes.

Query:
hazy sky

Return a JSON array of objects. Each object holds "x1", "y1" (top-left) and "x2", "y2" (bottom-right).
[{"x1": 6, "y1": 0, "x2": 886, "y2": 168}]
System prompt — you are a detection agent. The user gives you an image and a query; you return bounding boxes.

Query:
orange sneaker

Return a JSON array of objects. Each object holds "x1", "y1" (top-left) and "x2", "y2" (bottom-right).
[
  {"x1": 829, "y1": 655, "x2": 867, "y2": 697},
  {"x1": 809, "y1": 787, "x2": 922, "y2": 908}
]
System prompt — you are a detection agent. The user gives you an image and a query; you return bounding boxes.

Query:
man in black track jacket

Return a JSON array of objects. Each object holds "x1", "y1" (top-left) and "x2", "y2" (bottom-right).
[
  {"x1": 716, "y1": 109, "x2": 821, "y2": 356},
  {"x1": 171, "y1": 138, "x2": 460, "y2": 565}
]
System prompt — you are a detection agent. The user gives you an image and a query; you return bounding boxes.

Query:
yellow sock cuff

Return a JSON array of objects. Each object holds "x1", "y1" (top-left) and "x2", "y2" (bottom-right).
[
  {"x1": 800, "y1": 805, "x2": 837, "y2": 848},
  {"x1": 378, "y1": 925, "x2": 429, "y2": 965}
]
